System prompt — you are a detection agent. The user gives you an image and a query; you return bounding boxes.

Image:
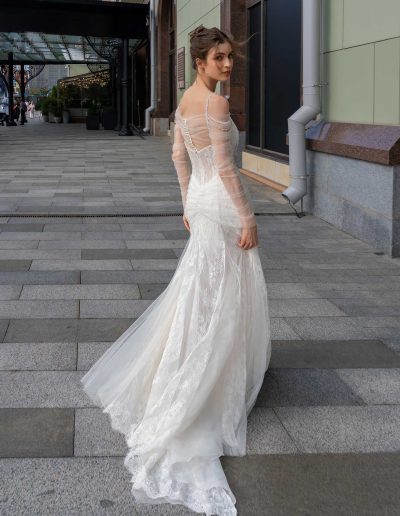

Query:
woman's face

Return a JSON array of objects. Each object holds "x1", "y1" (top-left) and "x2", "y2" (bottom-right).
[{"x1": 199, "y1": 41, "x2": 233, "y2": 82}]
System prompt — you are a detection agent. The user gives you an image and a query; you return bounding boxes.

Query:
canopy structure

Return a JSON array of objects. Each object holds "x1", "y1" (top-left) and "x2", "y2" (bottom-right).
[
  {"x1": 0, "y1": 0, "x2": 148, "y2": 64},
  {"x1": 0, "y1": 0, "x2": 149, "y2": 135},
  {"x1": 0, "y1": 33, "x2": 109, "y2": 65},
  {"x1": 0, "y1": 33, "x2": 145, "y2": 65}
]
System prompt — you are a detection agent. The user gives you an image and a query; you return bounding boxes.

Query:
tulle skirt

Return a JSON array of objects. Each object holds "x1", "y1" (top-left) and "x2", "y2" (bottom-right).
[{"x1": 80, "y1": 203, "x2": 271, "y2": 515}]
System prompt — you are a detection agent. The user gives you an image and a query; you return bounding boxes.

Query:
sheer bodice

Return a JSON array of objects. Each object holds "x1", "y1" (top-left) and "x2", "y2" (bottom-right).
[{"x1": 172, "y1": 91, "x2": 257, "y2": 229}]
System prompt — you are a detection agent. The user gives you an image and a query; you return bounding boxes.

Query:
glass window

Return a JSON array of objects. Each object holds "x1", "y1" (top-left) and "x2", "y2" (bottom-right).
[{"x1": 247, "y1": 0, "x2": 301, "y2": 158}]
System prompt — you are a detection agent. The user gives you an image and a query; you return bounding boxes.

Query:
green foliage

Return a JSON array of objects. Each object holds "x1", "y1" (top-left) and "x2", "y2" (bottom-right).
[
  {"x1": 58, "y1": 84, "x2": 81, "y2": 110},
  {"x1": 53, "y1": 100, "x2": 63, "y2": 117},
  {"x1": 40, "y1": 97, "x2": 51, "y2": 115},
  {"x1": 87, "y1": 101, "x2": 100, "y2": 116}
]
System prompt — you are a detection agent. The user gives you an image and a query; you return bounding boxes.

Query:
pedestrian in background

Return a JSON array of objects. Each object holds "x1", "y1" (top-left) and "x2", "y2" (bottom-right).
[
  {"x1": 20, "y1": 99, "x2": 27, "y2": 124},
  {"x1": 28, "y1": 101, "x2": 35, "y2": 118},
  {"x1": 14, "y1": 101, "x2": 20, "y2": 122}
]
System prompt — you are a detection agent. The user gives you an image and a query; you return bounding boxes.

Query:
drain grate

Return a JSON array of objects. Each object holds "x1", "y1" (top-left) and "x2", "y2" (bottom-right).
[{"x1": 0, "y1": 212, "x2": 300, "y2": 218}]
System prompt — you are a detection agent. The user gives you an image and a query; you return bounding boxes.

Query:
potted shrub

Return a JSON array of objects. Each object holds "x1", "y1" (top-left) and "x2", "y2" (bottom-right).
[
  {"x1": 53, "y1": 101, "x2": 63, "y2": 123},
  {"x1": 40, "y1": 97, "x2": 49, "y2": 122},
  {"x1": 61, "y1": 88, "x2": 72, "y2": 123},
  {"x1": 62, "y1": 109, "x2": 70, "y2": 124},
  {"x1": 47, "y1": 99, "x2": 56, "y2": 123},
  {"x1": 86, "y1": 103, "x2": 100, "y2": 130}
]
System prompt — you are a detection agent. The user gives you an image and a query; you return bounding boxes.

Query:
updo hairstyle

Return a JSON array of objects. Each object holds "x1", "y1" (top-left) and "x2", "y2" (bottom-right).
[{"x1": 189, "y1": 25, "x2": 246, "y2": 71}]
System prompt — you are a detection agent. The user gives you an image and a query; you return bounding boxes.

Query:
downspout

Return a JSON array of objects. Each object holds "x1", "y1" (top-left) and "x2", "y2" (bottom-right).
[
  {"x1": 143, "y1": 0, "x2": 156, "y2": 133},
  {"x1": 281, "y1": 0, "x2": 322, "y2": 206}
]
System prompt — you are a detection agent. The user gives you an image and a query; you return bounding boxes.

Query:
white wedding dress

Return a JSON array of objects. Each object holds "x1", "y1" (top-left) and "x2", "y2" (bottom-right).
[{"x1": 80, "y1": 91, "x2": 271, "y2": 515}]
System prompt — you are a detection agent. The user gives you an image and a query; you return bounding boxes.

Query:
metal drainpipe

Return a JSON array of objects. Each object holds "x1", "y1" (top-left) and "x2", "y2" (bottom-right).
[
  {"x1": 143, "y1": 0, "x2": 156, "y2": 133},
  {"x1": 281, "y1": 0, "x2": 322, "y2": 206}
]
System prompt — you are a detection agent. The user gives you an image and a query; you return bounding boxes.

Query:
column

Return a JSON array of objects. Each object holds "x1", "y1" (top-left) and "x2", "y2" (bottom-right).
[{"x1": 119, "y1": 38, "x2": 132, "y2": 136}]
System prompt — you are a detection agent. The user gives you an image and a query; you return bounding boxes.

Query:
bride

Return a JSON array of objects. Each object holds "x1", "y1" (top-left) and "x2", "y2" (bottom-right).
[{"x1": 81, "y1": 25, "x2": 271, "y2": 516}]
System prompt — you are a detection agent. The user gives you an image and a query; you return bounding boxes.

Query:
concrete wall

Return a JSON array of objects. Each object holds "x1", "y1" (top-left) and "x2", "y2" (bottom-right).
[
  {"x1": 303, "y1": 150, "x2": 400, "y2": 257},
  {"x1": 322, "y1": 0, "x2": 400, "y2": 125}
]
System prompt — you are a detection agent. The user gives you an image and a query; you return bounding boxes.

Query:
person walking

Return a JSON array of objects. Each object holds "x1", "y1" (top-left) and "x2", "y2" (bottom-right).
[
  {"x1": 80, "y1": 25, "x2": 271, "y2": 516},
  {"x1": 20, "y1": 99, "x2": 27, "y2": 124},
  {"x1": 14, "y1": 101, "x2": 20, "y2": 122}
]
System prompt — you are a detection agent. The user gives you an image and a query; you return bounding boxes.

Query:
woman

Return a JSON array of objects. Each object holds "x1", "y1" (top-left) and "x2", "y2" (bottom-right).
[
  {"x1": 81, "y1": 25, "x2": 271, "y2": 516},
  {"x1": 28, "y1": 101, "x2": 35, "y2": 119}
]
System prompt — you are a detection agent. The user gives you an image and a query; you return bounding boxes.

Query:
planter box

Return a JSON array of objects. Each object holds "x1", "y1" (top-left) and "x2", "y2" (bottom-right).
[
  {"x1": 102, "y1": 110, "x2": 117, "y2": 130},
  {"x1": 86, "y1": 114, "x2": 100, "y2": 130},
  {"x1": 62, "y1": 110, "x2": 70, "y2": 124},
  {"x1": 69, "y1": 107, "x2": 88, "y2": 123}
]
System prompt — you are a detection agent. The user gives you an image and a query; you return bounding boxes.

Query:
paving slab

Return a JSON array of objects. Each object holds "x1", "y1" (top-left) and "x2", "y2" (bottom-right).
[
  {"x1": 0, "y1": 260, "x2": 31, "y2": 271},
  {"x1": 138, "y1": 283, "x2": 169, "y2": 300},
  {"x1": 81, "y1": 269, "x2": 175, "y2": 284},
  {"x1": 0, "y1": 286, "x2": 22, "y2": 300},
  {"x1": 0, "y1": 300, "x2": 78, "y2": 319},
  {"x1": 20, "y1": 284, "x2": 141, "y2": 300},
  {"x1": 283, "y1": 316, "x2": 374, "y2": 340},
  {"x1": 80, "y1": 300, "x2": 152, "y2": 318},
  {"x1": 335, "y1": 368, "x2": 400, "y2": 404},
  {"x1": 0, "y1": 371, "x2": 89, "y2": 408},
  {"x1": 0, "y1": 249, "x2": 81, "y2": 259},
  {"x1": 0, "y1": 319, "x2": 9, "y2": 341},
  {"x1": 30, "y1": 259, "x2": 133, "y2": 271},
  {"x1": 0, "y1": 240, "x2": 40, "y2": 249},
  {"x1": 275, "y1": 405, "x2": 400, "y2": 453},
  {"x1": 0, "y1": 342, "x2": 77, "y2": 370},
  {"x1": 222, "y1": 453, "x2": 400, "y2": 516},
  {"x1": 0, "y1": 271, "x2": 80, "y2": 285},
  {"x1": 76, "y1": 318, "x2": 133, "y2": 342},
  {"x1": 270, "y1": 339, "x2": 400, "y2": 368},
  {"x1": 0, "y1": 408, "x2": 74, "y2": 458},
  {"x1": 81, "y1": 248, "x2": 177, "y2": 259},
  {"x1": 255, "y1": 368, "x2": 364, "y2": 407},
  {"x1": 77, "y1": 342, "x2": 112, "y2": 370},
  {"x1": 4, "y1": 318, "x2": 79, "y2": 342},
  {"x1": 270, "y1": 318, "x2": 302, "y2": 340},
  {"x1": 39, "y1": 239, "x2": 127, "y2": 249},
  {"x1": 269, "y1": 298, "x2": 346, "y2": 317}
]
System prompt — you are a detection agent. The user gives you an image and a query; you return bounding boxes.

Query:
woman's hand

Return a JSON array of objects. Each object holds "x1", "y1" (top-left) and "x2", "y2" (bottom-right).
[
  {"x1": 238, "y1": 225, "x2": 258, "y2": 250},
  {"x1": 183, "y1": 215, "x2": 190, "y2": 232}
]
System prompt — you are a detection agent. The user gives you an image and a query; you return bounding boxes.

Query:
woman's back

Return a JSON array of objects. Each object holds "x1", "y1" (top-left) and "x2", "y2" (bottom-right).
[{"x1": 175, "y1": 86, "x2": 232, "y2": 152}]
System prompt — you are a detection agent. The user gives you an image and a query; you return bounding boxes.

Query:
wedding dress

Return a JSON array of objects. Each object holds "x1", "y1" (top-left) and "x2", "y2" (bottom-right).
[{"x1": 80, "y1": 90, "x2": 271, "y2": 515}]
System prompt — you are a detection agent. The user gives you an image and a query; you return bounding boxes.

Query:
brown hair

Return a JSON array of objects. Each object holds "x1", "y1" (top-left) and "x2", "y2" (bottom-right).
[{"x1": 189, "y1": 25, "x2": 248, "y2": 71}]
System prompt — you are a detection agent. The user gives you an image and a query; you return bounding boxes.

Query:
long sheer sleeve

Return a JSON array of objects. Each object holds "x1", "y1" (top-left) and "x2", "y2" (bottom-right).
[
  {"x1": 207, "y1": 95, "x2": 256, "y2": 229},
  {"x1": 171, "y1": 121, "x2": 190, "y2": 208}
]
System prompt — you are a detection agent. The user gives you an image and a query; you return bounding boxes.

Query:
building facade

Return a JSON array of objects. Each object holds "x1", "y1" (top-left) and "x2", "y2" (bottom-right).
[
  {"x1": 153, "y1": 0, "x2": 400, "y2": 256},
  {"x1": 303, "y1": 0, "x2": 400, "y2": 257}
]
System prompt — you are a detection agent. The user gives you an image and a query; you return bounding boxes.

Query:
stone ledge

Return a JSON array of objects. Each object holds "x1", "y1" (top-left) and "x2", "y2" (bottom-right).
[{"x1": 304, "y1": 120, "x2": 400, "y2": 165}]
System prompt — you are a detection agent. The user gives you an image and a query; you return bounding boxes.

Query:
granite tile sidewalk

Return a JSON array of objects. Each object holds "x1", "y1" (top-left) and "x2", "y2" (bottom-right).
[{"x1": 0, "y1": 121, "x2": 399, "y2": 515}]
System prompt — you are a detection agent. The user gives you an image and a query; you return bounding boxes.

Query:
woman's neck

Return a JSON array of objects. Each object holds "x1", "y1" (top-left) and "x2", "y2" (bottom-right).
[{"x1": 194, "y1": 75, "x2": 217, "y2": 93}]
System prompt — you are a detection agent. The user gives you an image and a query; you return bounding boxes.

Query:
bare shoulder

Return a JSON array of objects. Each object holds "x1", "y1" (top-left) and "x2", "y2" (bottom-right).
[{"x1": 209, "y1": 93, "x2": 229, "y2": 114}]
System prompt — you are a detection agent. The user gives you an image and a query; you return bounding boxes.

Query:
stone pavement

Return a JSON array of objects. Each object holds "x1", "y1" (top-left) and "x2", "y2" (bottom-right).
[{"x1": 0, "y1": 120, "x2": 399, "y2": 515}]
